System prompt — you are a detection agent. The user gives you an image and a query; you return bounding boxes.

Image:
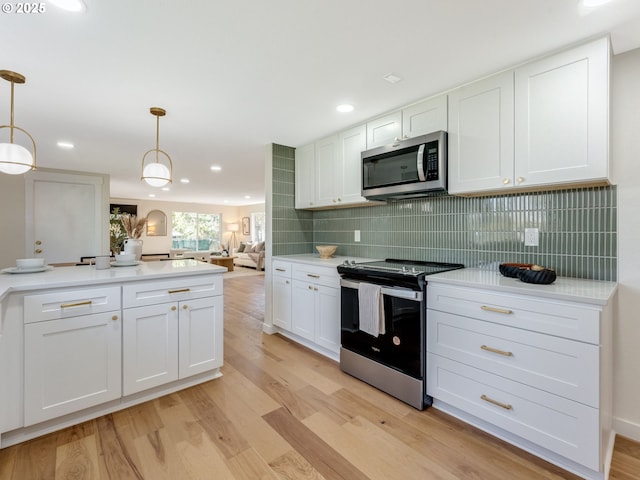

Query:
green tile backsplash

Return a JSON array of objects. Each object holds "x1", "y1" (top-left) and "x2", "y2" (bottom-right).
[{"x1": 271, "y1": 145, "x2": 617, "y2": 281}]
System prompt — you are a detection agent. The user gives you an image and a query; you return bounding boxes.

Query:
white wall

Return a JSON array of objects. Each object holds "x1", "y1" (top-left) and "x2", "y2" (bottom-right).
[
  {"x1": 110, "y1": 197, "x2": 264, "y2": 254},
  {"x1": 611, "y1": 47, "x2": 640, "y2": 441},
  {"x1": 0, "y1": 175, "x2": 26, "y2": 269}
]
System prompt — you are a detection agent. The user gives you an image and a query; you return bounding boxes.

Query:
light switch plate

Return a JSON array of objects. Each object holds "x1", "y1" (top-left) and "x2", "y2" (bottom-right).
[{"x1": 524, "y1": 228, "x2": 539, "y2": 247}]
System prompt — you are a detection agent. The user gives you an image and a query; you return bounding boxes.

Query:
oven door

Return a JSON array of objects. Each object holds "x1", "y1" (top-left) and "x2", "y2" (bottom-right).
[{"x1": 340, "y1": 278, "x2": 424, "y2": 379}]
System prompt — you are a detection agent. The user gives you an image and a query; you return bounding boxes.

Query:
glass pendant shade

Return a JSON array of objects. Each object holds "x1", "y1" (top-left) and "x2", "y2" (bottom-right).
[
  {"x1": 142, "y1": 162, "x2": 171, "y2": 187},
  {"x1": 0, "y1": 143, "x2": 33, "y2": 174},
  {"x1": 140, "y1": 107, "x2": 173, "y2": 187}
]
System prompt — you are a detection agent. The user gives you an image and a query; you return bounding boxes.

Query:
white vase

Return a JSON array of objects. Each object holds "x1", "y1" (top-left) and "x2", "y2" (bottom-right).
[{"x1": 123, "y1": 238, "x2": 143, "y2": 261}]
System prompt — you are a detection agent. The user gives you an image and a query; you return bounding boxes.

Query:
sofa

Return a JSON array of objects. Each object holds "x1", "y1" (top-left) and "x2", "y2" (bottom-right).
[{"x1": 233, "y1": 241, "x2": 265, "y2": 270}]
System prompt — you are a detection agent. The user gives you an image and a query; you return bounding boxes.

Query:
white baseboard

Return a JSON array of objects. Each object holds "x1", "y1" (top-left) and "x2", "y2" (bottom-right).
[
  {"x1": 262, "y1": 323, "x2": 277, "y2": 334},
  {"x1": 613, "y1": 416, "x2": 640, "y2": 442}
]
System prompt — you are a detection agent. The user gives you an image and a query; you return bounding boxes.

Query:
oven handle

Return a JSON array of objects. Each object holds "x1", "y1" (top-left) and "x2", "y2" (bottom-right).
[{"x1": 340, "y1": 279, "x2": 423, "y2": 301}]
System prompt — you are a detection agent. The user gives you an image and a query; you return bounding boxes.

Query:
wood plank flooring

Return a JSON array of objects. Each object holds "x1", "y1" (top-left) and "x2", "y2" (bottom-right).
[{"x1": 1, "y1": 274, "x2": 638, "y2": 479}]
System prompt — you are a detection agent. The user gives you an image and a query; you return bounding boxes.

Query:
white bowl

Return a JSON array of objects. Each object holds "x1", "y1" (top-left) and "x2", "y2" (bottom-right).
[
  {"x1": 16, "y1": 258, "x2": 45, "y2": 269},
  {"x1": 316, "y1": 245, "x2": 337, "y2": 258},
  {"x1": 116, "y1": 253, "x2": 136, "y2": 263}
]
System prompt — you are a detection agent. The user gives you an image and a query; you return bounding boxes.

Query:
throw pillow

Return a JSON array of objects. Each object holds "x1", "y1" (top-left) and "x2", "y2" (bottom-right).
[
  {"x1": 245, "y1": 243, "x2": 256, "y2": 253},
  {"x1": 255, "y1": 241, "x2": 265, "y2": 252},
  {"x1": 237, "y1": 242, "x2": 246, "y2": 253}
]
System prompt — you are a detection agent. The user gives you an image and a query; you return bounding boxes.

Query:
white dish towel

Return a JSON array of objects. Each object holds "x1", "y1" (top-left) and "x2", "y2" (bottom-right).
[{"x1": 358, "y1": 282, "x2": 385, "y2": 337}]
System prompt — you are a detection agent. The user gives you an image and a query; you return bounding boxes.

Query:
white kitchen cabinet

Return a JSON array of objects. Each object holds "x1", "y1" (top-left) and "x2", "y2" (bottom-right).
[
  {"x1": 448, "y1": 37, "x2": 609, "y2": 195},
  {"x1": 272, "y1": 260, "x2": 292, "y2": 330},
  {"x1": 296, "y1": 126, "x2": 373, "y2": 210},
  {"x1": 426, "y1": 281, "x2": 612, "y2": 477},
  {"x1": 315, "y1": 135, "x2": 339, "y2": 207},
  {"x1": 447, "y1": 71, "x2": 515, "y2": 193},
  {"x1": 366, "y1": 111, "x2": 402, "y2": 148},
  {"x1": 402, "y1": 95, "x2": 448, "y2": 139},
  {"x1": 295, "y1": 142, "x2": 316, "y2": 209},
  {"x1": 514, "y1": 37, "x2": 609, "y2": 186},
  {"x1": 24, "y1": 313, "x2": 121, "y2": 426},
  {"x1": 122, "y1": 275, "x2": 223, "y2": 396},
  {"x1": 283, "y1": 263, "x2": 341, "y2": 356}
]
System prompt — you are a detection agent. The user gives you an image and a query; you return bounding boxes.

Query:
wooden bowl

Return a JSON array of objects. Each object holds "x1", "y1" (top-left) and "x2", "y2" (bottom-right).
[
  {"x1": 499, "y1": 263, "x2": 532, "y2": 278},
  {"x1": 316, "y1": 245, "x2": 337, "y2": 258}
]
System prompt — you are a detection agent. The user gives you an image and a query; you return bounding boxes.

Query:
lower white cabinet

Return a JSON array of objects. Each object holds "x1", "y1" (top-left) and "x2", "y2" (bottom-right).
[
  {"x1": 123, "y1": 278, "x2": 223, "y2": 396},
  {"x1": 273, "y1": 261, "x2": 341, "y2": 357},
  {"x1": 426, "y1": 282, "x2": 612, "y2": 477},
  {"x1": 24, "y1": 311, "x2": 122, "y2": 426},
  {"x1": 272, "y1": 261, "x2": 292, "y2": 330}
]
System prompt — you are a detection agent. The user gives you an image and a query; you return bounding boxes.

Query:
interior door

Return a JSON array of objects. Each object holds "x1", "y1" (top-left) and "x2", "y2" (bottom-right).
[{"x1": 25, "y1": 171, "x2": 107, "y2": 264}]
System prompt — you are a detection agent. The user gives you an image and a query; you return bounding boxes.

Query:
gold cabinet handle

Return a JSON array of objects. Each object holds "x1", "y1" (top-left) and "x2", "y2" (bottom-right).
[
  {"x1": 182, "y1": 304, "x2": 188, "y2": 310},
  {"x1": 307, "y1": 274, "x2": 320, "y2": 279},
  {"x1": 481, "y1": 345, "x2": 513, "y2": 357},
  {"x1": 502, "y1": 178, "x2": 510, "y2": 185},
  {"x1": 168, "y1": 288, "x2": 190, "y2": 294},
  {"x1": 35, "y1": 249, "x2": 43, "y2": 254},
  {"x1": 112, "y1": 315, "x2": 118, "y2": 321},
  {"x1": 516, "y1": 176, "x2": 525, "y2": 184},
  {"x1": 60, "y1": 300, "x2": 92, "y2": 308},
  {"x1": 171, "y1": 306, "x2": 177, "y2": 311},
  {"x1": 481, "y1": 305, "x2": 513, "y2": 315},
  {"x1": 481, "y1": 394, "x2": 512, "y2": 410},
  {"x1": 308, "y1": 285, "x2": 313, "y2": 290},
  {"x1": 35, "y1": 240, "x2": 42, "y2": 245}
]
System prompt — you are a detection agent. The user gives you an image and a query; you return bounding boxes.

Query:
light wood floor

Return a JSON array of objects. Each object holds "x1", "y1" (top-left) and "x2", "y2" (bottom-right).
[{"x1": 1, "y1": 275, "x2": 638, "y2": 479}]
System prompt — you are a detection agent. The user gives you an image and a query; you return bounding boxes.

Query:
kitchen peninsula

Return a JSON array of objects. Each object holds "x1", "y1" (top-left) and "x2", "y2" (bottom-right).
[{"x1": 0, "y1": 259, "x2": 225, "y2": 448}]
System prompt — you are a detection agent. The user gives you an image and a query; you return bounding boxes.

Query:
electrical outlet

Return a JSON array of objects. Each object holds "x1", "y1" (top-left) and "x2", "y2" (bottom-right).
[
  {"x1": 524, "y1": 228, "x2": 539, "y2": 247},
  {"x1": 354, "y1": 230, "x2": 361, "y2": 242}
]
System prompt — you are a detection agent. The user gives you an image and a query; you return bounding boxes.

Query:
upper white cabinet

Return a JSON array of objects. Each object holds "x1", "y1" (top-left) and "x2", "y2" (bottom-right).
[
  {"x1": 366, "y1": 111, "x2": 402, "y2": 148},
  {"x1": 294, "y1": 143, "x2": 316, "y2": 209},
  {"x1": 448, "y1": 37, "x2": 610, "y2": 195},
  {"x1": 448, "y1": 71, "x2": 515, "y2": 193},
  {"x1": 514, "y1": 37, "x2": 609, "y2": 186},
  {"x1": 296, "y1": 125, "x2": 372, "y2": 209},
  {"x1": 366, "y1": 95, "x2": 448, "y2": 149},
  {"x1": 402, "y1": 96, "x2": 448, "y2": 139}
]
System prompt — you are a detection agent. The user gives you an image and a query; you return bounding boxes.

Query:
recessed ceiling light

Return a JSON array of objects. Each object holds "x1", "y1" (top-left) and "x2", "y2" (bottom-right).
[
  {"x1": 210, "y1": 165, "x2": 222, "y2": 172},
  {"x1": 336, "y1": 104, "x2": 354, "y2": 113},
  {"x1": 48, "y1": 0, "x2": 86, "y2": 12},
  {"x1": 223, "y1": 200, "x2": 229, "y2": 203},
  {"x1": 57, "y1": 141, "x2": 74, "y2": 149},
  {"x1": 244, "y1": 195, "x2": 251, "y2": 199},
  {"x1": 161, "y1": 187, "x2": 170, "y2": 191},
  {"x1": 180, "y1": 178, "x2": 190, "y2": 184},
  {"x1": 383, "y1": 73, "x2": 403, "y2": 84},
  {"x1": 148, "y1": 193, "x2": 156, "y2": 198}
]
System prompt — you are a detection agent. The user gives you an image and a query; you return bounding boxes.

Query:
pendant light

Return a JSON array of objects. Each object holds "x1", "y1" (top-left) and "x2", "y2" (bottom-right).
[
  {"x1": 141, "y1": 107, "x2": 172, "y2": 187},
  {"x1": 0, "y1": 70, "x2": 36, "y2": 175}
]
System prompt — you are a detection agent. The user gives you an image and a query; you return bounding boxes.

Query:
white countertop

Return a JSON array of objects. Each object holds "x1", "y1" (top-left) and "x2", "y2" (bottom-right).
[
  {"x1": 427, "y1": 268, "x2": 617, "y2": 306},
  {"x1": 273, "y1": 254, "x2": 379, "y2": 267},
  {"x1": 0, "y1": 259, "x2": 226, "y2": 302}
]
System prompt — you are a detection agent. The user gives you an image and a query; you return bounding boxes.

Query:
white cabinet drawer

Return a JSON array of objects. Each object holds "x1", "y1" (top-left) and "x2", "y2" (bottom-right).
[
  {"x1": 427, "y1": 310, "x2": 599, "y2": 405},
  {"x1": 427, "y1": 354, "x2": 599, "y2": 471},
  {"x1": 272, "y1": 260, "x2": 292, "y2": 278},
  {"x1": 292, "y1": 264, "x2": 339, "y2": 288},
  {"x1": 123, "y1": 274, "x2": 222, "y2": 308},
  {"x1": 24, "y1": 286, "x2": 121, "y2": 323},
  {"x1": 427, "y1": 284, "x2": 600, "y2": 343}
]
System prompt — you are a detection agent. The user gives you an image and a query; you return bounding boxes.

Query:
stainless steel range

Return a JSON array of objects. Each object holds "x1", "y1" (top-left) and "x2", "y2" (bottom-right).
[{"x1": 337, "y1": 258, "x2": 464, "y2": 409}]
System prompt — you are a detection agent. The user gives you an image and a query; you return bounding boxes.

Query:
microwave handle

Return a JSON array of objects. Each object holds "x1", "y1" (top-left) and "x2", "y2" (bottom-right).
[{"x1": 417, "y1": 144, "x2": 426, "y2": 181}]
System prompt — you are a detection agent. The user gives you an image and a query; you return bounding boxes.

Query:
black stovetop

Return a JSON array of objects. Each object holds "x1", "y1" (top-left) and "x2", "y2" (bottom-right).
[{"x1": 337, "y1": 258, "x2": 464, "y2": 290}]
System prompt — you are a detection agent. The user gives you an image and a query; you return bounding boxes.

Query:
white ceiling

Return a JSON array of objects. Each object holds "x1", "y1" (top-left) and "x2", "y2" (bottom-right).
[{"x1": 2, "y1": 0, "x2": 640, "y2": 206}]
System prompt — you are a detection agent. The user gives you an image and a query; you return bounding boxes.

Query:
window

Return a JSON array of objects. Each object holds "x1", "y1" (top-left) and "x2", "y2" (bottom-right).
[
  {"x1": 172, "y1": 212, "x2": 221, "y2": 251},
  {"x1": 251, "y1": 212, "x2": 265, "y2": 242}
]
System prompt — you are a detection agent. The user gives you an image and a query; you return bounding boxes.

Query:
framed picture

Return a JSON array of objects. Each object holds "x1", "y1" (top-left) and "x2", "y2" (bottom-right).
[{"x1": 242, "y1": 216, "x2": 250, "y2": 235}]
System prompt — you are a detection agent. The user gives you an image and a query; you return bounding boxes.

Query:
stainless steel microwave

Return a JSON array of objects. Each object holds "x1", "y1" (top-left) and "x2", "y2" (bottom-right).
[{"x1": 361, "y1": 131, "x2": 447, "y2": 201}]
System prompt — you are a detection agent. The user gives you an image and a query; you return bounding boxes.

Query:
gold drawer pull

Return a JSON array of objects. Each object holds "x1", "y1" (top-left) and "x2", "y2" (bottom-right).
[
  {"x1": 60, "y1": 300, "x2": 92, "y2": 308},
  {"x1": 481, "y1": 345, "x2": 513, "y2": 357},
  {"x1": 481, "y1": 305, "x2": 513, "y2": 315},
  {"x1": 481, "y1": 394, "x2": 512, "y2": 410},
  {"x1": 307, "y1": 274, "x2": 320, "y2": 279},
  {"x1": 168, "y1": 288, "x2": 191, "y2": 294}
]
